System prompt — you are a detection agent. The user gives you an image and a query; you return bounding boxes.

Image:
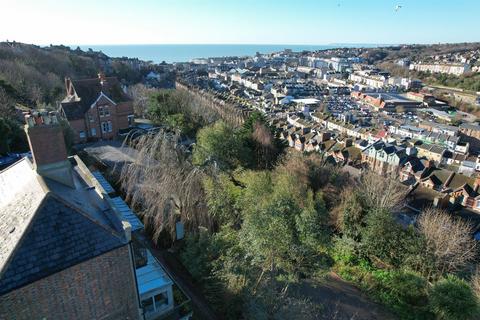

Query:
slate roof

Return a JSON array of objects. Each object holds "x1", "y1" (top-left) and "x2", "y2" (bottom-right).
[
  {"x1": 0, "y1": 194, "x2": 125, "y2": 295},
  {"x1": 0, "y1": 157, "x2": 128, "y2": 295},
  {"x1": 61, "y1": 77, "x2": 132, "y2": 121}
]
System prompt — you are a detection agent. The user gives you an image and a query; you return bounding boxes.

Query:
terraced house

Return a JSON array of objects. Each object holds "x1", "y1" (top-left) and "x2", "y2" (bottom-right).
[{"x1": 60, "y1": 73, "x2": 135, "y2": 143}]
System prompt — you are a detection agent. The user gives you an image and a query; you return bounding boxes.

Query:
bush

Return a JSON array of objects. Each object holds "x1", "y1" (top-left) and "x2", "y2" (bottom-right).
[
  {"x1": 370, "y1": 270, "x2": 431, "y2": 319},
  {"x1": 429, "y1": 275, "x2": 479, "y2": 320},
  {"x1": 332, "y1": 236, "x2": 360, "y2": 265}
]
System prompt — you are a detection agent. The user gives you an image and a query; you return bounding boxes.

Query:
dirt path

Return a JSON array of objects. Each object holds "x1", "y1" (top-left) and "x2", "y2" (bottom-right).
[{"x1": 290, "y1": 272, "x2": 396, "y2": 320}]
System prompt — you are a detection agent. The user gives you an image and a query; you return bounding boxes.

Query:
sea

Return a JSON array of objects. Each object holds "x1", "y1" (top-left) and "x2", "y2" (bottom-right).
[{"x1": 77, "y1": 44, "x2": 384, "y2": 64}]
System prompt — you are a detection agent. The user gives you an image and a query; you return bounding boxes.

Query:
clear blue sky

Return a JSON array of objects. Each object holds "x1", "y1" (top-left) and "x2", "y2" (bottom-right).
[{"x1": 1, "y1": 0, "x2": 479, "y2": 45}]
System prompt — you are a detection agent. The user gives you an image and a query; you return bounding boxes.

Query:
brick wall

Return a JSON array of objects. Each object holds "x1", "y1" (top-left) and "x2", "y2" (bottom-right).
[
  {"x1": 0, "y1": 245, "x2": 140, "y2": 320},
  {"x1": 70, "y1": 119, "x2": 87, "y2": 144},
  {"x1": 25, "y1": 124, "x2": 68, "y2": 166}
]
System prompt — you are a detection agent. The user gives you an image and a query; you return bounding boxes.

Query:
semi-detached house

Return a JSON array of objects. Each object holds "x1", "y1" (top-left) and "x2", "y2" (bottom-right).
[{"x1": 60, "y1": 73, "x2": 135, "y2": 143}]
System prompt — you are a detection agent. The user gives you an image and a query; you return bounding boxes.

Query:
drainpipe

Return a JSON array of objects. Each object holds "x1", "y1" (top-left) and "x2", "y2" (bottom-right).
[{"x1": 128, "y1": 241, "x2": 145, "y2": 320}]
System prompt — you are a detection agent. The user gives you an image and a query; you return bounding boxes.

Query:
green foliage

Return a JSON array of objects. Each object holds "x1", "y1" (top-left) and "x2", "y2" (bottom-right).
[
  {"x1": 193, "y1": 121, "x2": 251, "y2": 169},
  {"x1": 370, "y1": 270, "x2": 431, "y2": 319},
  {"x1": 241, "y1": 111, "x2": 268, "y2": 135},
  {"x1": 147, "y1": 90, "x2": 204, "y2": 136},
  {"x1": 332, "y1": 236, "x2": 360, "y2": 265},
  {"x1": 240, "y1": 195, "x2": 301, "y2": 277},
  {"x1": 0, "y1": 117, "x2": 28, "y2": 155},
  {"x1": 361, "y1": 208, "x2": 409, "y2": 267},
  {"x1": 203, "y1": 173, "x2": 243, "y2": 227},
  {"x1": 179, "y1": 230, "x2": 215, "y2": 280},
  {"x1": 429, "y1": 275, "x2": 479, "y2": 320},
  {"x1": 295, "y1": 191, "x2": 330, "y2": 251},
  {"x1": 340, "y1": 191, "x2": 366, "y2": 240},
  {"x1": 59, "y1": 118, "x2": 75, "y2": 154},
  {"x1": 432, "y1": 72, "x2": 480, "y2": 92},
  {"x1": 240, "y1": 112, "x2": 286, "y2": 169}
]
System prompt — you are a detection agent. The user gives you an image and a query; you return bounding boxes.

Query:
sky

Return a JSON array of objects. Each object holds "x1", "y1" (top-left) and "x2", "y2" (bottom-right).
[{"x1": 0, "y1": 0, "x2": 479, "y2": 46}]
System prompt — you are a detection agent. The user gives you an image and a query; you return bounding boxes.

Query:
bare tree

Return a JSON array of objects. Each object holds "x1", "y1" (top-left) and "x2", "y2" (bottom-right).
[
  {"x1": 358, "y1": 172, "x2": 407, "y2": 210},
  {"x1": 252, "y1": 122, "x2": 277, "y2": 169},
  {"x1": 119, "y1": 131, "x2": 213, "y2": 244},
  {"x1": 418, "y1": 207, "x2": 477, "y2": 276},
  {"x1": 128, "y1": 83, "x2": 155, "y2": 118}
]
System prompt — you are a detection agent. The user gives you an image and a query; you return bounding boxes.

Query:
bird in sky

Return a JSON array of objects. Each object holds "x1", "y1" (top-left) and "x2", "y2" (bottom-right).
[{"x1": 395, "y1": 5, "x2": 403, "y2": 11}]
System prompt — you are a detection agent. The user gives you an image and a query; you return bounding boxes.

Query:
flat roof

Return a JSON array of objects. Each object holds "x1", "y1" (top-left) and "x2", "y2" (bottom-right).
[
  {"x1": 366, "y1": 92, "x2": 416, "y2": 103},
  {"x1": 292, "y1": 98, "x2": 320, "y2": 105}
]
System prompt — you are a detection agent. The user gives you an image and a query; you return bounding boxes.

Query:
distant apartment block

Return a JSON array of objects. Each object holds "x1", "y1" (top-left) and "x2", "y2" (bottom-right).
[{"x1": 409, "y1": 62, "x2": 470, "y2": 76}]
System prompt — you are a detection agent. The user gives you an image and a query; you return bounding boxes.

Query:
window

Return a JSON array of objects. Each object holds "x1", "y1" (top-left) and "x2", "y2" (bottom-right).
[
  {"x1": 154, "y1": 292, "x2": 168, "y2": 309},
  {"x1": 79, "y1": 131, "x2": 86, "y2": 138},
  {"x1": 91, "y1": 128, "x2": 97, "y2": 136},
  {"x1": 98, "y1": 106, "x2": 104, "y2": 117},
  {"x1": 141, "y1": 292, "x2": 169, "y2": 315},
  {"x1": 128, "y1": 115, "x2": 134, "y2": 127},
  {"x1": 142, "y1": 298, "x2": 154, "y2": 315},
  {"x1": 88, "y1": 113, "x2": 94, "y2": 122},
  {"x1": 101, "y1": 121, "x2": 113, "y2": 133},
  {"x1": 104, "y1": 106, "x2": 110, "y2": 116}
]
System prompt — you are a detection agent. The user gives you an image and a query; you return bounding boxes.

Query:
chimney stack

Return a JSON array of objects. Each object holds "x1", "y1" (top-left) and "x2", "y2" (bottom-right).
[{"x1": 24, "y1": 111, "x2": 75, "y2": 188}]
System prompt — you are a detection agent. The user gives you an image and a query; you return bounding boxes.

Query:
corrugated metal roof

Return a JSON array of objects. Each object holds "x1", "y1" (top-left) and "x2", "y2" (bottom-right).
[
  {"x1": 111, "y1": 197, "x2": 144, "y2": 232},
  {"x1": 92, "y1": 171, "x2": 116, "y2": 195}
]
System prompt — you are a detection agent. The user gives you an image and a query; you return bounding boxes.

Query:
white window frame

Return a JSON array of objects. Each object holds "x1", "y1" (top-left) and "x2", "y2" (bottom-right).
[
  {"x1": 98, "y1": 106, "x2": 104, "y2": 117},
  {"x1": 104, "y1": 105, "x2": 110, "y2": 116},
  {"x1": 101, "y1": 121, "x2": 108, "y2": 133},
  {"x1": 101, "y1": 121, "x2": 113, "y2": 133},
  {"x1": 141, "y1": 291, "x2": 169, "y2": 315}
]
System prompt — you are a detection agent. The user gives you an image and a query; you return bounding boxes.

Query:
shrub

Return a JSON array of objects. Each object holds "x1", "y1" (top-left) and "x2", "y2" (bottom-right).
[
  {"x1": 429, "y1": 275, "x2": 479, "y2": 320},
  {"x1": 331, "y1": 236, "x2": 359, "y2": 265},
  {"x1": 372, "y1": 270, "x2": 428, "y2": 306}
]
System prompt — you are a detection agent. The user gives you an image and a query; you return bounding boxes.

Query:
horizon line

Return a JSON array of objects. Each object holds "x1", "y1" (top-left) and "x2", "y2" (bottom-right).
[{"x1": 8, "y1": 40, "x2": 480, "y2": 47}]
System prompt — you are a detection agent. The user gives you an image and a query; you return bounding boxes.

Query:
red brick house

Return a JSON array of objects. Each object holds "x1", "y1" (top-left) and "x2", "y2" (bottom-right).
[
  {"x1": 60, "y1": 74, "x2": 134, "y2": 143},
  {"x1": 0, "y1": 112, "x2": 141, "y2": 319}
]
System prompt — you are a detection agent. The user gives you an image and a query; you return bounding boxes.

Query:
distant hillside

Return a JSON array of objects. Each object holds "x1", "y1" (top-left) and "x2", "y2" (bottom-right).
[
  {"x1": 360, "y1": 42, "x2": 480, "y2": 64},
  {"x1": 360, "y1": 43, "x2": 480, "y2": 92},
  {"x1": 0, "y1": 41, "x2": 153, "y2": 111}
]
